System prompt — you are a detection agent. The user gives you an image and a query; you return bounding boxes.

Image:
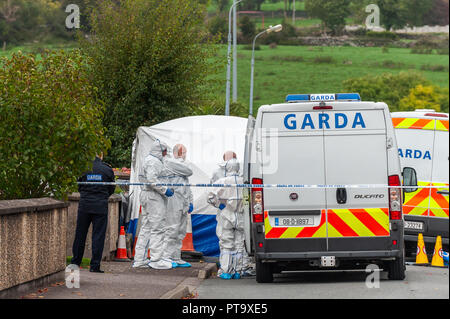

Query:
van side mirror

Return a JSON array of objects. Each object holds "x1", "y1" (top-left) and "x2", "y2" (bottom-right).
[{"x1": 402, "y1": 167, "x2": 418, "y2": 193}]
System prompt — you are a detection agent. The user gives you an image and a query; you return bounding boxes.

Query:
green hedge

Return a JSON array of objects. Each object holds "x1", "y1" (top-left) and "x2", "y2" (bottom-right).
[{"x1": 0, "y1": 50, "x2": 110, "y2": 200}]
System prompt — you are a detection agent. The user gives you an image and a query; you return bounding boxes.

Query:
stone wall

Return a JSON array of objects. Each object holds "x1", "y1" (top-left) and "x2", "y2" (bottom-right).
[
  {"x1": 0, "y1": 198, "x2": 68, "y2": 296},
  {"x1": 66, "y1": 193, "x2": 121, "y2": 262}
]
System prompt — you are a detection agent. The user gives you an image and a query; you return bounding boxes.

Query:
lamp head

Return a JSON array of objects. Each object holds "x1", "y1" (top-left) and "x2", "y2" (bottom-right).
[{"x1": 267, "y1": 24, "x2": 283, "y2": 33}]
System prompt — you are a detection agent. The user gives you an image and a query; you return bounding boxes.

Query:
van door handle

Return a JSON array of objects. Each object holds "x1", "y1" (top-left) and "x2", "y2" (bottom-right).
[{"x1": 336, "y1": 188, "x2": 347, "y2": 204}]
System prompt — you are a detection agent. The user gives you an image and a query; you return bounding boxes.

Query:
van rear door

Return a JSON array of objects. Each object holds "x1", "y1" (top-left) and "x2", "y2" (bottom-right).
[
  {"x1": 394, "y1": 124, "x2": 434, "y2": 218},
  {"x1": 429, "y1": 125, "x2": 449, "y2": 220},
  {"x1": 261, "y1": 112, "x2": 327, "y2": 249},
  {"x1": 323, "y1": 109, "x2": 391, "y2": 251}
]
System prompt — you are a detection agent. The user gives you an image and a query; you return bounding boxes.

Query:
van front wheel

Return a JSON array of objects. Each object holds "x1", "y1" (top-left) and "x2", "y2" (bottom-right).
[{"x1": 256, "y1": 260, "x2": 274, "y2": 283}]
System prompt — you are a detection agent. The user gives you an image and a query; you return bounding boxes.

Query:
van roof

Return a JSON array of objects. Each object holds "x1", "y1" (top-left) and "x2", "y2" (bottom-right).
[
  {"x1": 391, "y1": 110, "x2": 449, "y2": 120},
  {"x1": 257, "y1": 101, "x2": 387, "y2": 114}
]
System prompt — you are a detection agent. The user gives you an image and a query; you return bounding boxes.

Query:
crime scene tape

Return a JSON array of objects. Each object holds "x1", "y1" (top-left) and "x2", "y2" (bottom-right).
[{"x1": 77, "y1": 181, "x2": 449, "y2": 189}]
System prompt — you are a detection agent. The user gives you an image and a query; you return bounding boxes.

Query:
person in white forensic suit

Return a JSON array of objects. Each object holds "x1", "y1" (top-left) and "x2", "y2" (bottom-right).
[
  {"x1": 207, "y1": 158, "x2": 249, "y2": 279},
  {"x1": 210, "y1": 151, "x2": 237, "y2": 184},
  {"x1": 210, "y1": 152, "x2": 256, "y2": 277},
  {"x1": 161, "y1": 144, "x2": 194, "y2": 268},
  {"x1": 133, "y1": 139, "x2": 174, "y2": 270}
]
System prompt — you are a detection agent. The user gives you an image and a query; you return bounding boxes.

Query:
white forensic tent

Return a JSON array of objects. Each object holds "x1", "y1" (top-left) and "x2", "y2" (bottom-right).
[{"x1": 127, "y1": 115, "x2": 248, "y2": 257}]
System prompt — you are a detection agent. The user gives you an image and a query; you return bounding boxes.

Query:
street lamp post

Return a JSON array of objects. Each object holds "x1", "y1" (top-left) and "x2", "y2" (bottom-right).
[
  {"x1": 226, "y1": 0, "x2": 242, "y2": 116},
  {"x1": 249, "y1": 24, "x2": 282, "y2": 116},
  {"x1": 232, "y1": 0, "x2": 238, "y2": 103},
  {"x1": 292, "y1": 0, "x2": 296, "y2": 25}
]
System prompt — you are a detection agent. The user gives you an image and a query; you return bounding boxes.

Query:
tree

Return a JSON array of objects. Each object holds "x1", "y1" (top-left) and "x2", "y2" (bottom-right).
[
  {"x1": 241, "y1": 0, "x2": 265, "y2": 11},
  {"x1": 213, "y1": 0, "x2": 229, "y2": 12},
  {"x1": 0, "y1": 0, "x2": 79, "y2": 49},
  {"x1": 374, "y1": 0, "x2": 432, "y2": 30},
  {"x1": 373, "y1": 0, "x2": 408, "y2": 30},
  {"x1": 239, "y1": 15, "x2": 256, "y2": 43},
  {"x1": 0, "y1": 50, "x2": 110, "y2": 200},
  {"x1": 80, "y1": 0, "x2": 219, "y2": 167},
  {"x1": 0, "y1": 0, "x2": 19, "y2": 50},
  {"x1": 423, "y1": 0, "x2": 449, "y2": 26},
  {"x1": 305, "y1": 0, "x2": 351, "y2": 35},
  {"x1": 405, "y1": 0, "x2": 433, "y2": 27},
  {"x1": 208, "y1": 15, "x2": 228, "y2": 43}
]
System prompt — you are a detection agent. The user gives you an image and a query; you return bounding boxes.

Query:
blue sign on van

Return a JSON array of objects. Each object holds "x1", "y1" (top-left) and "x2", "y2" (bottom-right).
[
  {"x1": 284, "y1": 113, "x2": 366, "y2": 130},
  {"x1": 398, "y1": 148, "x2": 432, "y2": 160}
]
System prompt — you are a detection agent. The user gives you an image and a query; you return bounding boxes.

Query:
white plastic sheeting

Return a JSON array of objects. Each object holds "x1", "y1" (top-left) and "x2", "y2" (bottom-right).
[{"x1": 127, "y1": 115, "x2": 248, "y2": 256}]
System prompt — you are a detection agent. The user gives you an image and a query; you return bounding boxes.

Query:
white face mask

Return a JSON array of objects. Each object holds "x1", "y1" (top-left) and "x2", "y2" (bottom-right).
[{"x1": 224, "y1": 158, "x2": 240, "y2": 175}]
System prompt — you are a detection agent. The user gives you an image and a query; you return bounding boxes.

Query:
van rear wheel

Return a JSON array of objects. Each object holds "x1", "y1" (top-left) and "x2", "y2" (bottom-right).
[
  {"x1": 387, "y1": 255, "x2": 406, "y2": 280},
  {"x1": 256, "y1": 260, "x2": 273, "y2": 283}
]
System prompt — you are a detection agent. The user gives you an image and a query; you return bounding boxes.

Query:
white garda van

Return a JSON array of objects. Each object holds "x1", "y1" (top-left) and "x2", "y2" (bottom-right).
[
  {"x1": 243, "y1": 93, "x2": 418, "y2": 283},
  {"x1": 391, "y1": 110, "x2": 449, "y2": 255}
]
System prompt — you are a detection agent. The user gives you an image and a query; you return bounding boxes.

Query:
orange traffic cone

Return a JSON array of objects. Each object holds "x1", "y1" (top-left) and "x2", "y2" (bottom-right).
[
  {"x1": 181, "y1": 213, "x2": 202, "y2": 260},
  {"x1": 431, "y1": 236, "x2": 445, "y2": 267},
  {"x1": 415, "y1": 233, "x2": 429, "y2": 265},
  {"x1": 115, "y1": 226, "x2": 130, "y2": 261}
]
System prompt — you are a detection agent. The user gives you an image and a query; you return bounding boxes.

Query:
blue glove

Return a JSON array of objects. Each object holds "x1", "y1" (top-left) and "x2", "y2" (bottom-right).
[
  {"x1": 218, "y1": 203, "x2": 226, "y2": 210},
  {"x1": 165, "y1": 188, "x2": 174, "y2": 197},
  {"x1": 188, "y1": 203, "x2": 194, "y2": 213}
]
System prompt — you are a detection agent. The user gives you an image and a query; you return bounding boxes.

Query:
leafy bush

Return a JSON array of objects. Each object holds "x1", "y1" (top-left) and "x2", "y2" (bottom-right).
[
  {"x1": 399, "y1": 85, "x2": 449, "y2": 113},
  {"x1": 342, "y1": 72, "x2": 432, "y2": 111},
  {"x1": 207, "y1": 15, "x2": 228, "y2": 44},
  {"x1": 420, "y1": 64, "x2": 449, "y2": 72},
  {"x1": 80, "y1": 0, "x2": 218, "y2": 167},
  {"x1": 0, "y1": 50, "x2": 110, "y2": 200},
  {"x1": 436, "y1": 48, "x2": 449, "y2": 55},
  {"x1": 411, "y1": 47, "x2": 434, "y2": 55},
  {"x1": 366, "y1": 31, "x2": 398, "y2": 40},
  {"x1": 305, "y1": 0, "x2": 351, "y2": 35},
  {"x1": 190, "y1": 100, "x2": 249, "y2": 118},
  {"x1": 271, "y1": 55, "x2": 304, "y2": 63},
  {"x1": 313, "y1": 56, "x2": 335, "y2": 64},
  {"x1": 239, "y1": 15, "x2": 256, "y2": 43},
  {"x1": 373, "y1": 60, "x2": 407, "y2": 69},
  {"x1": 261, "y1": 20, "x2": 297, "y2": 45}
]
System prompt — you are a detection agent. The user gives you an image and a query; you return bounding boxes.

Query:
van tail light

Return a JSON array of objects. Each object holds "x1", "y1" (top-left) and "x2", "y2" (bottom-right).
[
  {"x1": 251, "y1": 178, "x2": 264, "y2": 223},
  {"x1": 313, "y1": 106, "x2": 333, "y2": 110},
  {"x1": 424, "y1": 113, "x2": 448, "y2": 118},
  {"x1": 388, "y1": 175, "x2": 402, "y2": 220}
]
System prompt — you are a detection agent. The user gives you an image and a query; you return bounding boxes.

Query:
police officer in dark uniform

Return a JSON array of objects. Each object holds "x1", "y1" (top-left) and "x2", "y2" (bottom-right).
[{"x1": 71, "y1": 153, "x2": 116, "y2": 273}]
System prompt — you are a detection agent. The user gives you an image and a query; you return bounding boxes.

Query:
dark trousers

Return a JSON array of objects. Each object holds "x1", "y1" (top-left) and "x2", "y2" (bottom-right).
[{"x1": 71, "y1": 209, "x2": 108, "y2": 270}]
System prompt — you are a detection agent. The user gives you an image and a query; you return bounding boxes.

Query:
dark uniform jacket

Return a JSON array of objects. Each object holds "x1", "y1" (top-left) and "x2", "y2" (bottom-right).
[{"x1": 77, "y1": 157, "x2": 116, "y2": 215}]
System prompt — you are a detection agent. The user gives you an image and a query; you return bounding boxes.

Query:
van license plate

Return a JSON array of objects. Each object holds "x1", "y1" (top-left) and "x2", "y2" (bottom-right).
[
  {"x1": 275, "y1": 217, "x2": 313, "y2": 227},
  {"x1": 404, "y1": 221, "x2": 424, "y2": 231},
  {"x1": 321, "y1": 256, "x2": 336, "y2": 267}
]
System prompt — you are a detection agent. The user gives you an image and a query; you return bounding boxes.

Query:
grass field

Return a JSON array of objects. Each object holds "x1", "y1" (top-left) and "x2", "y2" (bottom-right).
[
  {"x1": 207, "y1": 0, "x2": 322, "y2": 28},
  {"x1": 2, "y1": 42, "x2": 448, "y2": 114},
  {"x1": 208, "y1": 45, "x2": 449, "y2": 112}
]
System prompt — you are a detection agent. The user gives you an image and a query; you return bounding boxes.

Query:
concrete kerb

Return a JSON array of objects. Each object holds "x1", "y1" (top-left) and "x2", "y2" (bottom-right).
[
  {"x1": 160, "y1": 262, "x2": 218, "y2": 299},
  {"x1": 198, "y1": 262, "x2": 218, "y2": 280},
  {"x1": 160, "y1": 285, "x2": 191, "y2": 299}
]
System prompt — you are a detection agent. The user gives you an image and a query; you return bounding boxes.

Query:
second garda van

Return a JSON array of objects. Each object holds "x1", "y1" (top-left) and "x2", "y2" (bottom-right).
[
  {"x1": 391, "y1": 110, "x2": 449, "y2": 255},
  {"x1": 243, "y1": 93, "x2": 418, "y2": 283}
]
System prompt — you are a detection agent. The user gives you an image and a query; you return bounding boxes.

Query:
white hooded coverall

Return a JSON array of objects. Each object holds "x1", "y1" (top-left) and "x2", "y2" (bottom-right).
[
  {"x1": 208, "y1": 159, "x2": 246, "y2": 276},
  {"x1": 133, "y1": 140, "x2": 170, "y2": 268},
  {"x1": 161, "y1": 157, "x2": 193, "y2": 264}
]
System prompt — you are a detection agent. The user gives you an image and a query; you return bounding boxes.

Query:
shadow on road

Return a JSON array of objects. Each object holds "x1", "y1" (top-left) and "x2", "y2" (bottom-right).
[{"x1": 273, "y1": 269, "x2": 387, "y2": 284}]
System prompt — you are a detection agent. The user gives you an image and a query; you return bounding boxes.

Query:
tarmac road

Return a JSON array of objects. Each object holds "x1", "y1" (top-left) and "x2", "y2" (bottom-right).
[{"x1": 195, "y1": 265, "x2": 449, "y2": 299}]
